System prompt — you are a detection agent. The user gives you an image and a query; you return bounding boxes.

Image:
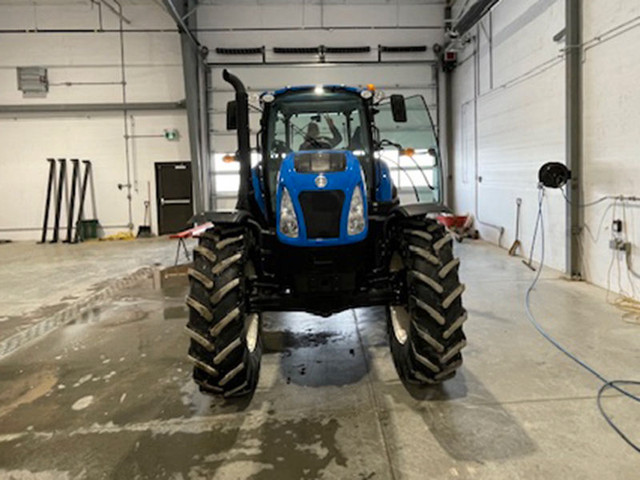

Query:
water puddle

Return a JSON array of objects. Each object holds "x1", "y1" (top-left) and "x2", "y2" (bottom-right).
[{"x1": 67, "y1": 266, "x2": 190, "y2": 328}]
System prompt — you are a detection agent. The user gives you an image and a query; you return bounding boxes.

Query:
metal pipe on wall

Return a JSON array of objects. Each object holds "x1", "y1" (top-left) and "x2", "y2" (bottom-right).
[
  {"x1": 90, "y1": 0, "x2": 104, "y2": 31},
  {"x1": 443, "y1": 66, "x2": 454, "y2": 207},
  {"x1": 0, "y1": 102, "x2": 185, "y2": 115},
  {"x1": 99, "y1": 0, "x2": 131, "y2": 25},
  {"x1": 0, "y1": 26, "x2": 443, "y2": 34},
  {"x1": 565, "y1": 0, "x2": 582, "y2": 278},
  {"x1": 129, "y1": 115, "x2": 139, "y2": 194},
  {"x1": 49, "y1": 81, "x2": 123, "y2": 87},
  {"x1": 114, "y1": 0, "x2": 134, "y2": 231}
]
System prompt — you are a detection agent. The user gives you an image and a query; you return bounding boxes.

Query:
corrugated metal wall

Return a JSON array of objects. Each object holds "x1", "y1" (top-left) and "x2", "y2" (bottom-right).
[
  {"x1": 451, "y1": 0, "x2": 640, "y2": 298},
  {"x1": 452, "y1": 0, "x2": 567, "y2": 271}
]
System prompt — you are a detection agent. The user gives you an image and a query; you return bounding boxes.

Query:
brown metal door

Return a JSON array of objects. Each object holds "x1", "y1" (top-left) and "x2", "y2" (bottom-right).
[{"x1": 155, "y1": 162, "x2": 193, "y2": 235}]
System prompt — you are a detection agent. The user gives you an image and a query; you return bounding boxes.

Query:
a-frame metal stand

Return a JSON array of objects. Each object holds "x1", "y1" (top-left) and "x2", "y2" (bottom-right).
[
  {"x1": 40, "y1": 158, "x2": 95, "y2": 244},
  {"x1": 39, "y1": 158, "x2": 57, "y2": 244}
]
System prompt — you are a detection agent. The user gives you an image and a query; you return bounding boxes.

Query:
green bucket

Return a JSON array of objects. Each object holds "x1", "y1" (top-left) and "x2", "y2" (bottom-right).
[{"x1": 78, "y1": 219, "x2": 99, "y2": 240}]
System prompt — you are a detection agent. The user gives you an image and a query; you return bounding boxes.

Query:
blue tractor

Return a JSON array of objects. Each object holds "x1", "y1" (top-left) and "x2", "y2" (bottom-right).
[{"x1": 185, "y1": 70, "x2": 467, "y2": 397}]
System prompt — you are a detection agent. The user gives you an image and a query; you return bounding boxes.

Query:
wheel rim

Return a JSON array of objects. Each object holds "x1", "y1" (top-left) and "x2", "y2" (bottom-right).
[
  {"x1": 390, "y1": 306, "x2": 411, "y2": 345},
  {"x1": 245, "y1": 313, "x2": 259, "y2": 352}
]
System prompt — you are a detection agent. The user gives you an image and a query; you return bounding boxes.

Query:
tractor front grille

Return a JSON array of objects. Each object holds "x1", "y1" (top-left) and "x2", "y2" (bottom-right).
[{"x1": 298, "y1": 190, "x2": 345, "y2": 239}]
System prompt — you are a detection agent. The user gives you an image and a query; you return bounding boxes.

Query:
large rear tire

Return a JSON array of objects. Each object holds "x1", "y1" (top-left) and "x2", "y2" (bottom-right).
[
  {"x1": 388, "y1": 217, "x2": 467, "y2": 385},
  {"x1": 185, "y1": 224, "x2": 262, "y2": 398}
]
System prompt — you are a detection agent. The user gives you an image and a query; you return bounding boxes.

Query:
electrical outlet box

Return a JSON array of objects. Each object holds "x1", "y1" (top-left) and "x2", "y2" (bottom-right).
[
  {"x1": 609, "y1": 238, "x2": 630, "y2": 252},
  {"x1": 612, "y1": 219, "x2": 623, "y2": 233},
  {"x1": 17, "y1": 66, "x2": 48, "y2": 98}
]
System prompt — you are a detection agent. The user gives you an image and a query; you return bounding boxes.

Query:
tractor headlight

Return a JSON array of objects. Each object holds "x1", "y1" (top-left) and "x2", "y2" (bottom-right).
[
  {"x1": 279, "y1": 187, "x2": 299, "y2": 238},
  {"x1": 347, "y1": 186, "x2": 365, "y2": 235}
]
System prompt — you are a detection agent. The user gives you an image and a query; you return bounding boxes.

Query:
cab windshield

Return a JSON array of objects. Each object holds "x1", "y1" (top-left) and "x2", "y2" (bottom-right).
[{"x1": 264, "y1": 89, "x2": 371, "y2": 210}]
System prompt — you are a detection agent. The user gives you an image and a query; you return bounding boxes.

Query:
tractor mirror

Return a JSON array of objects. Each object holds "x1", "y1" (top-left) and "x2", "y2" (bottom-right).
[
  {"x1": 226, "y1": 100, "x2": 237, "y2": 130},
  {"x1": 390, "y1": 94, "x2": 407, "y2": 123}
]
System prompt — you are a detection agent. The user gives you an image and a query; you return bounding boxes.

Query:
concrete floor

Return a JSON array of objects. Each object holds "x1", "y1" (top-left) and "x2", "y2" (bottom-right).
[
  {"x1": 0, "y1": 240, "x2": 639, "y2": 479},
  {"x1": 0, "y1": 238, "x2": 190, "y2": 358},
  {"x1": 0, "y1": 237, "x2": 183, "y2": 319}
]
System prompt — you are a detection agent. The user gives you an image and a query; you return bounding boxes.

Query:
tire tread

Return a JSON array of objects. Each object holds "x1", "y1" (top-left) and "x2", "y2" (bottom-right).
[
  {"x1": 390, "y1": 217, "x2": 467, "y2": 384},
  {"x1": 186, "y1": 224, "x2": 261, "y2": 397}
]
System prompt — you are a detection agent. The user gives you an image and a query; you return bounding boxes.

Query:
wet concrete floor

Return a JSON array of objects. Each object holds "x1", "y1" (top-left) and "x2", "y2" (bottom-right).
[
  {"x1": 0, "y1": 238, "x2": 185, "y2": 350},
  {"x1": 0, "y1": 242, "x2": 639, "y2": 479}
]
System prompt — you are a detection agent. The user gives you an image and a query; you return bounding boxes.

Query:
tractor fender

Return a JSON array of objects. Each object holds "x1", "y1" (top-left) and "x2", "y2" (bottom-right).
[
  {"x1": 384, "y1": 203, "x2": 453, "y2": 238},
  {"x1": 392, "y1": 203, "x2": 452, "y2": 218},
  {"x1": 189, "y1": 210, "x2": 251, "y2": 226},
  {"x1": 189, "y1": 210, "x2": 264, "y2": 239}
]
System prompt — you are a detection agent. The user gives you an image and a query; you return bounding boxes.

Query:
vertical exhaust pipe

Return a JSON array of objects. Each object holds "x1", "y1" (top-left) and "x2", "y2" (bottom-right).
[{"x1": 222, "y1": 69, "x2": 251, "y2": 212}]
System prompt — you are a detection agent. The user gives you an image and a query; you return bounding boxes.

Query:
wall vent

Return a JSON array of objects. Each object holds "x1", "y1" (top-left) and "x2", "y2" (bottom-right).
[
  {"x1": 273, "y1": 46, "x2": 320, "y2": 55},
  {"x1": 273, "y1": 46, "x2": 371, "y2": 55},
  {"x1": 215, "y1": 47, "x2": 264, "y2": 55},
  {"x1": 17, "y1": 66, "x2": 49, "y2": 98},
  {"x1": 379, "y1": 45, "x2": 428, "y2": 53},
  {"x1": 325, "y1": 46, "x2": 371, "y2": 54}
]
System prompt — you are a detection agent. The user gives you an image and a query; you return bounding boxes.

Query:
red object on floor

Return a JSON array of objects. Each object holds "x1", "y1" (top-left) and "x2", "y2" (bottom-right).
[
  {"x1": 169, "y1": 222, "x2": 213, "y2": 265},
  {"x1": 169, "y1": 222, "x2": 213, "y2": 239},
  {"x1": 437, "y1": 215, "x2": 468, "y2": 229}
]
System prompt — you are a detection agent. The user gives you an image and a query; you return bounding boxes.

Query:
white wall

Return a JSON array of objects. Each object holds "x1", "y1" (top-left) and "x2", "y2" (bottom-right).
[
  {"x1": 450, "y1": 0, "x2": 640, "y2": 299},
  {"x1": 199, "y1": 1, "x2": 445, "y2": 64},
  {"x1": 581, "y1": 1, "x2": 640, "y2": 298},
  {"x1": 0, "y1": 0, "x2": 448, "y2": 238},
  {"x1": 0, "y1": 2, "x2": 189, "y2": 240},
  {"x1": 451, "y1": 0, "x2": 566, "y2": 271}
]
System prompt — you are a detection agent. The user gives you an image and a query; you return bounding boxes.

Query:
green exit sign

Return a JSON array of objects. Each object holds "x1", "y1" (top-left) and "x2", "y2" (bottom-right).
[{"x1": 164, "y1": 129, "x2": 179, "y2": 141}]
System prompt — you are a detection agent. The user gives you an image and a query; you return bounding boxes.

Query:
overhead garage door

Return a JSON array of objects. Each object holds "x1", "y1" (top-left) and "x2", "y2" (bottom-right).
[{"x1": 207, "y1": 62, "x2": 439, "y2": 210}]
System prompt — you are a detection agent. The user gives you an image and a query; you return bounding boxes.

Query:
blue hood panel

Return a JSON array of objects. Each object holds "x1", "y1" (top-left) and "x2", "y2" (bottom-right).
[{"x1": 276, "y1": 150, "x2": 368, "y2": 247}]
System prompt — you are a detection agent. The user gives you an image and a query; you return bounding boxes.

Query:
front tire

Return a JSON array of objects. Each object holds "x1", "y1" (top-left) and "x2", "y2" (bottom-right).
[
  {"x1": 185, "y1": 224, "x2": 262, "y2": 398},
  {"x1": 388, "y1": 217, "x2": 467, "y2": 385}
]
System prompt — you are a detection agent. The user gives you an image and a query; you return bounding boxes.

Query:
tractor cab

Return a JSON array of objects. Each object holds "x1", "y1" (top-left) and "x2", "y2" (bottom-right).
[
  {"x1": 260, "y1": 86, "x2": 372, "y2": 246},
  {"x1": 249, "y1": 83, "x2": 443, "y2": 247}
]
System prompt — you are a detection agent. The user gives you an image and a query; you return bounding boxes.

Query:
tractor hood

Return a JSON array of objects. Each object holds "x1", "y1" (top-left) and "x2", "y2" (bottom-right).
[{"x1": 276, "y1": 150, "x2": 368, "y2": 247}]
